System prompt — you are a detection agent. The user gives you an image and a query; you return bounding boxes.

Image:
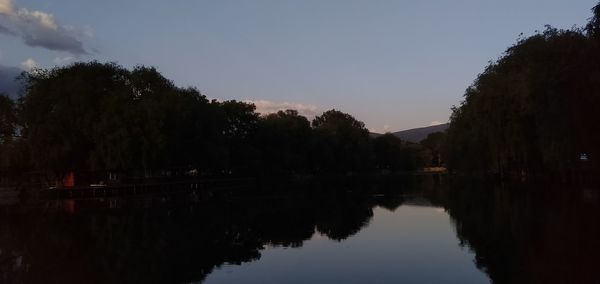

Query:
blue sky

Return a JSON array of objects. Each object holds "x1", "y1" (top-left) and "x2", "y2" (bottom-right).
[{"x1": 0, "y1": 0, "x2": 597, "y2": 131}]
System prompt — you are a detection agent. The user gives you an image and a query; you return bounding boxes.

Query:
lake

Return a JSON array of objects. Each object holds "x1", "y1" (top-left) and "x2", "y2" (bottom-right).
[{"x1": 0, "y1": 176, "x2": 598, "y2": 283}]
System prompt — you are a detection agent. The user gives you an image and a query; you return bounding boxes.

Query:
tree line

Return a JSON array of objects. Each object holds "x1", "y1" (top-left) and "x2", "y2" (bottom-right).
[
  {"x1": 444, "y1": 2, "x2": 600, "y2": 180},
  {"x1": 0, "y1": 62, "x2": 434, "y2": 180}
]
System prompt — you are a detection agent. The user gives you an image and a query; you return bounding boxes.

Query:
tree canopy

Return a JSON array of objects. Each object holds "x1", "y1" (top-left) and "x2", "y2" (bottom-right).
[
  {"x1": 445, "y1": 3, "x2": 600, "y2": 180},
  {"x1": 0, "y1": 62, "x2": 430, "y2": 179}
]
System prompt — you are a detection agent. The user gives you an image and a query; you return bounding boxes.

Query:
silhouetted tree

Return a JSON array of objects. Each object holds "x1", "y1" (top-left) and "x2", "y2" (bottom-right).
[
  {"x1": 7, "y1": 62, "x2": 431, "y2": 179},
  {"x1": 18, "y1": 62, "x2": 226, "y2": 177},
  {"x1": 311, "y1": 109, "x2": 371, "y2": 173},
  {"x1": 373, "y1": 134, "x2": 405, "y2": 170},
  {"x1": 256, "y1": 110, "x2": 312, "y2": 173},
  {"x1": 19, "y1": 62, "x2": 131, "y2": 176},
  {"x1": 0, "y1": 94, "x2": 16, "y2": 144},
  {"x1": 372, "y1": 134, "x2": 431, "y2": 171},
  {"x1": 0, "y1": 94, "x2": 18, "y2": 172},
  {"x1": 445, "y1": 4, "x2": 600, "y2": 180},
  {"x1": 218, "y1": 100, "x2": 261, "y2": 174},
  {"x1": 586, "y1": 3, "x2": 600, "y2": 39},
  {"x1": 420, "y1": 132, "x2": 446, "y2": 166}
]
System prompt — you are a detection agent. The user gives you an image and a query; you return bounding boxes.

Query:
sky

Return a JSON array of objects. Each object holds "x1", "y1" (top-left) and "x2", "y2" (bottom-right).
[{"x1": 0, "y1": 0, "x2": 597, "y2": 132}]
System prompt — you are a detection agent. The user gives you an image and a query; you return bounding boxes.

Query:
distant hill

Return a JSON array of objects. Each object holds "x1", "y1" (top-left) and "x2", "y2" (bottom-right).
[{"x1": 370, "y1": 123, "x2": 449, "y2": 143}]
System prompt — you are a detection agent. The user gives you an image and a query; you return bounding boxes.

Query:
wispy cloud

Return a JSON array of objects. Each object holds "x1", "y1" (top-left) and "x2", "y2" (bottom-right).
[
  {"x1": 0, "y1": 22, "x2": 15, "y2": 35},
  {"x1": 20, "y1": 58, "x2": 38, "y2": 71},
  {"x1": 430, "y1": 120, "x2": 444, "y2": 126},
  {"x1": 369, "y1": 124, "x2": 393, "y2": 134},
  {"x1": 247, "y1": 99, "x2": 321, "y2": 118},
  {"x1": 53, "y1": 56, "x2": 74, "y2": 65},
  {"x1": 0, "y1": 0, "x2": 90, "y2": 55}
]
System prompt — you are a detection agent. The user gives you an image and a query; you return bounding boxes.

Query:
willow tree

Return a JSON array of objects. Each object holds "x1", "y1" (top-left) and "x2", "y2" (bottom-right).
[
  {"x1": 445, "y1": 2, "x2": 600, "y2": 179},
  {"x1": 18, "y1": 62, "x2": 226, "y2": 176}
]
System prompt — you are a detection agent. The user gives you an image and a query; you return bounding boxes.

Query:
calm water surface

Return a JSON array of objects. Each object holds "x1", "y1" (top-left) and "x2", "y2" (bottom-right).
[
  {"x1": 205, "y1": 204, "x2": 488, "y2": 284},
  {"x1": 0, "y1": 177, "x2": 598, "y2": 283}
]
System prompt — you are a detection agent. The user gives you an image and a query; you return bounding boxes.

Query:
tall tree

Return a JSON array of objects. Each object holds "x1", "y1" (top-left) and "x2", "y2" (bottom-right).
[
  {"x1": 586, "y1": 3, "x2": 600, "y2": 39},
  {"x1": 256, "y1": 110, "x2": 312, "y2": 172},
  {"x1": 0, "y1": 94, "x2": 16, "y2": 144},
  {"x1": 311, "y1": 109, "x2": 371, "y2": 173},
  {"x1": 420, "y1": 132, "x2": 446, "y2": 167},
  {"x1": 445, "y1": 14, "x2": 600, "y2": 179},
  {"x1": 0, "y1": 94, "x2": 18, "y2": 171},
  {"x1": 218, "y1": 100, "x2": 261, "y2": 174},
  {"x1": 19, "y1": 62, "x2": 131, "y2": 174}
]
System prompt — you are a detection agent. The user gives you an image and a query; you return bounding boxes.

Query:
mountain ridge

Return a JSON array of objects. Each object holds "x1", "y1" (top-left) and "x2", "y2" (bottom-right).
[{"x1": 370, "y1": 123, "x2": 449, "y2": 143}]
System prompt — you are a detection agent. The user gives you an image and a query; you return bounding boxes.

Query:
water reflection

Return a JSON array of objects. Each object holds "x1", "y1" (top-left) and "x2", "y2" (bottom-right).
[
  {"x1": 0, "y1": 178, "x2": 405, "y2": 284},
  {"x1": 0, "y1": 177, "x2": 598, "y2": 283},
  {"x1": 425, "y1": 182, "x2": 600, "y2": 283},
  {"x1": 205, "y1": 204, "x2": 487, "y2": 284}
]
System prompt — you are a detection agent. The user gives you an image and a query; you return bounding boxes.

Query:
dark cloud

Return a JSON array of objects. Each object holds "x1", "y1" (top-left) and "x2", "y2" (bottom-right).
[
  {"x1": 21, "y1": 28, "x2": 87, "y2": 55},
  {"x1": 0, "y1": 0, "x2": 90, "y2": 55},
  {"x1": 0, "y1": 64, "x2": 23, "y2": 99},
  {"x1": 0, "y1": 22, "x2": 16, "y2": 35}
]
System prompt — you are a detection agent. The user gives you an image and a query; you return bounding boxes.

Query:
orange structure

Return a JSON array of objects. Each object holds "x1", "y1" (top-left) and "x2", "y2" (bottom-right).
[{"x1": 63, "y1": 172, "x2": 75, "y2": 188}]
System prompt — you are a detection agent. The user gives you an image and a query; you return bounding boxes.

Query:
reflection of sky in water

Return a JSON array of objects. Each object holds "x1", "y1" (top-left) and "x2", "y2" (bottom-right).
[{"x1": 205, "y1": 204, "x2": 490, "y2": 284}]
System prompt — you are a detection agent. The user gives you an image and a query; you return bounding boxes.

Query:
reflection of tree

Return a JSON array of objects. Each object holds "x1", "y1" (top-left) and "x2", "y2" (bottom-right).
[
  {"x1": 426, "y1": 181, "x2": 600, "y2": 283},
  {"x1": 315, "y1": 194, "x2": 374, "y2": 241},
  {"x1": 250, "y1": 197, "x2": 317, "y2": 248},
  {"x1": 374, "y1": 194, "x2": 405, "y2": 211},
  {"x1": 0, "y1": 179, "x2": 407, "y2": 283},
  {"x1": 0, "y1": 203, "x2": 266, "y2": 284}
]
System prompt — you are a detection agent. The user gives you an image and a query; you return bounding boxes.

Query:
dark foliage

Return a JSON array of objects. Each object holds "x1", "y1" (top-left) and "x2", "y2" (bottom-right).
[
  {"x1": 0, "y1": 178, "x2": 409, "y2": 283},
  {"x1": 374, "y1": 133, "x2": 430, "y2": 171},
  {"x1": 420, "y1": 132, "x2": 445, "y2": 167},
  {"x1": 0, "y1": 63, "x2": 429, "y2": 179},
  {"x1": 445, "y1": 4, "x2": 600, "y2": 180}
]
